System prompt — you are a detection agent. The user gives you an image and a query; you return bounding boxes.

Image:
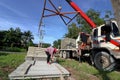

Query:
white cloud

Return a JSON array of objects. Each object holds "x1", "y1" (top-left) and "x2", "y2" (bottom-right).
[
  {"x1": 0, "y1": 0, "x2": 66, "y2": 45},
  {"x1": 43, "y1": 36, "x2": 57, "y2": 44},
  {"x1": 0, "y1": 18, "x2": 57, "y2": 45},
  {"x1": 33, "y1": 32, "x2": 57, "y2": 45},
  {"x1": 0, "y1": 18, "x2": 27, "y2": 31},
  {"x1": 1, "y1": 0, "x2": 113, "y2": 46},
  {"x1": 0, "y1": 1, "x2": 28, "y2": 18}
]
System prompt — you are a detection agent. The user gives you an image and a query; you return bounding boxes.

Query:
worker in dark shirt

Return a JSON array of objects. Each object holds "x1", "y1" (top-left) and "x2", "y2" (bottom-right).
[{"x1": 80, "y1": 32, "x2": 89, "y2": 49}]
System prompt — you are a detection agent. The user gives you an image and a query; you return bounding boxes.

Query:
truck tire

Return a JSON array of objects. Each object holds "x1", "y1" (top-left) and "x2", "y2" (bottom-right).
[
  {"x1": 72, "y1": 51, "x2": 76, "y2": 58},
  {"x1": 94, "y1": 51, "x2": 116, "y2": 71},
  {"x1": 63, "y1": 51, "x2": 70, "y2": 59},
  {"x1": 59, "y1": 51, "x2": 63, "y2": 58},
  {"x1": 63, "y1": 51, "x2": 67, "y2": 59}
]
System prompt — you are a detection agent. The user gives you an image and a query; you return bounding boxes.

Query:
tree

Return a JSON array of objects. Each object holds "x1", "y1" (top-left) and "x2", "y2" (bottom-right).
[
  {"x1": 77, "y1": 9, "x2": 104, "y2": 34},
  {"x1": 64, "y1": 9, "x2": 104, "y2": 39},
  {"x1": 53, "y1": 39, "x2": 61, "y2": 48},
  {"x1": 4, "y1": 28, "x2": 15, "y2": 47},
  {"x1": 42, "y1": 43, "x2": 51, "y2": 48},
  {"x1": 64, "y1": 23, "x2": 80, "y2": 39},
  {"x1": 14, "y1": 27, "x2": 22, "y2": 47},
  {"x1": 21, "y1": 30, "x2": 34, "y2": 49},
  {"x1": 0, "y1": 31, "x2": 7, "y2": 47},
  {"x1": 0, "y1": 27, "x2": 35, "y2": 51},
  {"x1": 3, "y1": 27, "x2": 23, "y2": 47}
]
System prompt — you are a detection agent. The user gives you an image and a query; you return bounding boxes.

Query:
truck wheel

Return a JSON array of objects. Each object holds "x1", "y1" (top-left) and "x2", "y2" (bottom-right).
[
  {"x1": 63, "y1": 51, "x2": 67, "y2": 59},
  {"x1": 72, "y1": 51, "x2": 76, "y2": 58},
  {"x1": 59, "y1": 51, "x2": 63, "y2": 58},
  {"x1": 94, "y1": 51, "x2": 116, "y2": 71}
]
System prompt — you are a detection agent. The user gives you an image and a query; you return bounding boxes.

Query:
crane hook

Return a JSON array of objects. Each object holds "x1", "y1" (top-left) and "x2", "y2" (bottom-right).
[{"x1": 58, "y1": 5, "x2": 62, "y2": 11}]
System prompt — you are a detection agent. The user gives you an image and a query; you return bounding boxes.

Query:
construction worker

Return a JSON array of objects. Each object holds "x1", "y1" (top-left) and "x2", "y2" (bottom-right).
[
  {"x1": 80, "y1": 32, "x2": 89, "y2": 49},
  {"x1": 45, "y1": 46, "x2": 57, "y2": 64}
]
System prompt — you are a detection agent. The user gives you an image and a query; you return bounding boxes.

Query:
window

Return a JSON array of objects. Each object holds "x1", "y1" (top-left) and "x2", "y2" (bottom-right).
[
  {"x1": 101, "y1": 26, "x2": 106, "y2": 36},
  {"x1": 112, "y1": 23, "x2": 119, "y2": 36},
  {"x1": 93, "y1": 29, "x2": 98, "y2": 37}
]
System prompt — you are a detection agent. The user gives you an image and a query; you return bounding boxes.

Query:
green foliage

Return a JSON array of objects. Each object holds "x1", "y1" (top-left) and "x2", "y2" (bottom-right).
[
  {"x1": 63, "y1": 8, "x2": 104, "y2": 40},
  {"x1": 42, "y1": 43, "x2": 51, "y2": 48},
  {"x1": 22, "y1": 31, "x2": 34, "y2": 49},
  {"x1": 3, "y1": 27, "x2": 22, "y2": 47},
  {"x1": 0, "y1": 52, "x2": 26, "y2": 79},
  {"x1": 77, "y1": 9, "x2": 104, "y2": 33},
  {"x1": 0, "y1": 27, "x2": 34, "y2": 50},
  {"x1": 0, "y1": 47, "x2": 26, "y2": 52},
  {"x1": 64, "y1": 23, "x2": 80, "y2": 39},
  {"x1": 0, "y1": 31, "x2": 7, "y2": 46},
  {"x1": 57, "y1": 58, "x2": 120, "y2": 80},
  {"x1": 0, "y1": 52, "x2": 25, "y2": 68},
  {"x1": 53, "y1": 39, "x2": 61, "y2": 48},
  {"x1": 54, "y1": 9, "x2": 105, "y2": 47}
]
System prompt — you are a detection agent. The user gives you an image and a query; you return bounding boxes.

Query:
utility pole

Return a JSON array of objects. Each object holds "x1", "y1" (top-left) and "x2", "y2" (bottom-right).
[{"x1": 38, "y1": 24, "x2": 45, "y2": 48}]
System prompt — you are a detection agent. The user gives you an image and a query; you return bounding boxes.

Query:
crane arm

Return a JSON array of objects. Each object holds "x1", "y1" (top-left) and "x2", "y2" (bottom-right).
[{"x1": 66, "y1": 0, "x2": 96, "y2": 29}]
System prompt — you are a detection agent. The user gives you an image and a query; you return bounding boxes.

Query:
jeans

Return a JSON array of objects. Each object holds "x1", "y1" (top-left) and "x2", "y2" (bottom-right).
[{"x1": 46, "y1": 52, "x2": 51, "y2": 63}]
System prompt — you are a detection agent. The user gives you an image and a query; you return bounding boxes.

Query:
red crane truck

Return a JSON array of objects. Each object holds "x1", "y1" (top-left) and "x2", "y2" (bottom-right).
[{"x1": 65, "y1": 0, "x2": 120, "y2": 71}]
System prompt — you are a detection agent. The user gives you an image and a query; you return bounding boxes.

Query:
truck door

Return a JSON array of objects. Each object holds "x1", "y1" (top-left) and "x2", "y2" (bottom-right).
[{"x1": 92, "y1": 29, "x2": 99, "y2": 47}]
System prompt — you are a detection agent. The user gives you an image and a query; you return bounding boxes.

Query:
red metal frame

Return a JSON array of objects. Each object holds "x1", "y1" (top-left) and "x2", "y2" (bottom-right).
[
  {"x1": 39, "y1": 0, "x2": 79, "y2": 31},
  {"x1": 66, "y1": 0, "x2": 96, "y2": 29},
  {"x1": 39, "y1": 0, "x2": 120, "y2": 47},
  {"x1": 66, "y1": 0, "x2": 120, "y2": 47},
  {"x1": 39, "y1": 0, "x2": 96, "y2": 30}
]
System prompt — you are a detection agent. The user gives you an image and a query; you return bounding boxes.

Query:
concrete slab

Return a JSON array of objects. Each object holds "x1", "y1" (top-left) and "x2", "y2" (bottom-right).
[
  {"x1": 9, "y1": 47, "x2": 70, "y2": 80},
  {"x1": 9, "y1": 61, "x2": 70, "y2": 80},
  {"x1": 25, "y1": 47, "x2": 47, "y2": 61}
]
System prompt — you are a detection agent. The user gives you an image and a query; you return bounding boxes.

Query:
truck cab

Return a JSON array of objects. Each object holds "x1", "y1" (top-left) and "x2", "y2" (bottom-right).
[
  {"x1": 92, "y1": 20, "x2": 120, "y2": 51},
  {"x1": 91, "y1": 20, "x2": 120, "y2": 71},
  {"x1": 76, "y1": 20, "x2": 120, "y2": 71}
]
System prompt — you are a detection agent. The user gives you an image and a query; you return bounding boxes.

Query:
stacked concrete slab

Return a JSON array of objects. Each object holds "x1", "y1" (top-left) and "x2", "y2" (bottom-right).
[
  {"x1": 25, "y1": 47, "x2": 47, "y2": 61},
  {"x1": 9, "y1": 47, "x2": 70, "y2": 80}
]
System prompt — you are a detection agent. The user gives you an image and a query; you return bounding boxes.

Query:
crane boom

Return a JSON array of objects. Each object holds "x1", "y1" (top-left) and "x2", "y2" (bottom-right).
[{"x1": 66, "y1": 0, "x2": 96, "y2": 29}]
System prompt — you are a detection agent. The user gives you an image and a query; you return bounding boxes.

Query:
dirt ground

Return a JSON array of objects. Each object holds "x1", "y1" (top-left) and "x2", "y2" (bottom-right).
[{"x1": 66, "y1": 67, "x2": 99, "y2": 80}]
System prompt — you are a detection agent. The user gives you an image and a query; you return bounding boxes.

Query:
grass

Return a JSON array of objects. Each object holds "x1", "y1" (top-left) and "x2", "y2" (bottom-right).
[
  {"x1": 0, "y1": 52, "x2": 26, "y2": 80},
  {"x1": 57, "y1": 58, "x2": 120, "y2": 80},
  {"x1": 0, "y1": 52, "x2": 120, "y2": 80},
  {"x1": 0, "y1": 47, "x2": 27, "y2": 52}
]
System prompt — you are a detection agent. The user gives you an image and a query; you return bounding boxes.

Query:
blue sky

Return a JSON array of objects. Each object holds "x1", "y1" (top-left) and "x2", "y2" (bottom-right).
[{"x1": 0, "y1": 0, "x2": 113, "y2": 45}]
